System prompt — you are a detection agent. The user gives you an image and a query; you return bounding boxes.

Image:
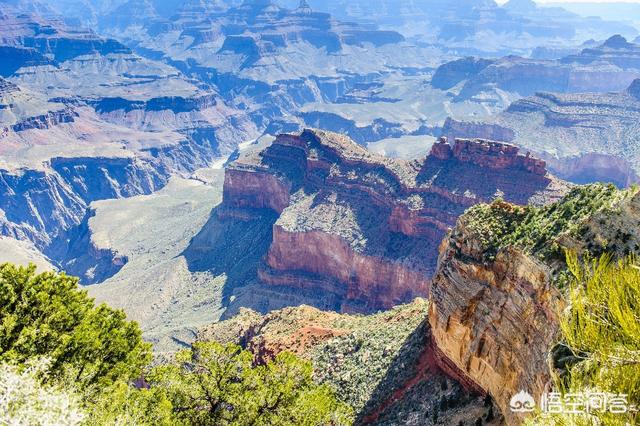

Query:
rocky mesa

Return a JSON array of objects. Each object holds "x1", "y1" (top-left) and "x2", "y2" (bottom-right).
[
  {"x1": 196, "y1": 129, "x2": 569, "y2": 315},
  {"x1": 200, "y1": 181, "x2": 640, "y2": 425},
  {"x1": 442, "y1": 78, "x2": 640, "y2": 187}
]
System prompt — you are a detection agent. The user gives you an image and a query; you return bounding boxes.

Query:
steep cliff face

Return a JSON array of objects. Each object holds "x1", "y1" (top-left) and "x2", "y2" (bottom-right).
[
  {"x1": 0, "y1": 167, "x2": 84, "y2": 247},
  {"x1": 0, "y1": 156, "x2": 169, "y2": 249},
  {"x1": 428, "y1": 185, "x2": 640, "y2": 425},
  {"x1": 216, "y1": 129, "x2": 568, "y2": 313},
  {"x1": 9, "y1": 108, "x2": 78, "y2": 132},
  {"x1": 429, "y1": 228, "x2": 559, "y2": 426},
  {"x1": 50, "y1": 208, "x2": 129, "y2": 284},
  {"x1": 434, "y1": 37, "x2": 640, "y2": 102}
]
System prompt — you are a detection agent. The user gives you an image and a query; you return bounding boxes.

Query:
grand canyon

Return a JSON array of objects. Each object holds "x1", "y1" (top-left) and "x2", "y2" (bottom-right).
[{"x1": 1, "y1": 1, "x2": 640, "y2": 425}]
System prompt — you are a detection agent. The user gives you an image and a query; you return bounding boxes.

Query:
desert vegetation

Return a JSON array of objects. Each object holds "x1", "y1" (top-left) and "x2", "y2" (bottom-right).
[
  {"x1": 465, "y1": 184, "x2": 631, "y2": 261},
  {"x1": 0, "y1": 263, "x2": 352, "y2": 425},
  {"x1": 529, "y1": 253, "x2": 640, "y2": 425}
]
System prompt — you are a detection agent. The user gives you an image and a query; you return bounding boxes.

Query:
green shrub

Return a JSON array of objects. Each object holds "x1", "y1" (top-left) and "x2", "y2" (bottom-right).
[
  {"x1": 0, "y1": 263, "x2": 151, "y2": 389},
  {"x1": 465, "y1": 184, "x2": 625, "y2": 261},
  {"x1": 148, "y1": 341, "x2": 354, "y2": 425},
  {"x1": 527, "y1": 253, "x2": 640, "y2": 426},
  {"x1": 0, "y1": 264, "x2": 352, "y2": 425}
]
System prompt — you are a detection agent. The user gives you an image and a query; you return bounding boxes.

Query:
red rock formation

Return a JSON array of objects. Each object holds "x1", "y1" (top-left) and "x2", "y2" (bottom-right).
[
  {"x1": 221, "y1": 129, "x2": 568, "y2": 313},
  {"x1": 263, "y1": 226, "x2": 430, "y2": 311},
  {"x1": 430, "y1": 137, "x2": 454, "y2": 160},
  {"x1": 452, "y1": 138, "x2": 547, "y2": 175},
  {"x1": 223, "y1": 168, "x2": 291, "y2": 213}
]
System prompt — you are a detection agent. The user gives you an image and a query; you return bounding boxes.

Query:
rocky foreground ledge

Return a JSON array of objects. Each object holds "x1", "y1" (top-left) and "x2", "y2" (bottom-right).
[
  {"x1": 430, "y1": 185, "x2": 640, "y2": 424},
  {"x1": 199, "y1": 299, "x2": 502, "y2": 425}
]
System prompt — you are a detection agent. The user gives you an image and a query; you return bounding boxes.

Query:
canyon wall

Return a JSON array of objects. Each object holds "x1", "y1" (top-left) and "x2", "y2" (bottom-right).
[
  {"x1": 441, "y1": 117, "x2": 516, "y2": 144},
  {"x1": 428, "y1": 186, "x2": 640, "y2": 425},
  {"x1": 442, "y1": 80, "x2": 640, "y2": 188},
  {"x1": 0, "y1": 156, "x2": 169, "y2": 249},
  {"x1": 216, "y1": 129, "x2": 568, "y2": 313}
]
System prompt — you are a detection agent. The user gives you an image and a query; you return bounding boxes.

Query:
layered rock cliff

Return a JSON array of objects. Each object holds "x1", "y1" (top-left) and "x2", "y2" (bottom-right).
[
  {"x1": 442, "y1": 80, "x2": 640, "y2": 187},
  {"x1": 203, "y1": 177, "x2": 640, "y2": 425},
  {"x1": 433, "y1": 36, "x2": 640, "y2": 102},
  {"x1": 0, "y1": 156, "x2": 168, "y2": 249},
  {"x1": 430, "y1": 225, "x2": 559, "y2": 426},
  {"x1": 0, "y1": 8, "x2": 259, "y2": 283},
  {"x1": 428, "y1": 184, "x2": 640, "y2": 425},
  {"x1": 209, "y1": 129, "x2": 568, "y2": 314}
]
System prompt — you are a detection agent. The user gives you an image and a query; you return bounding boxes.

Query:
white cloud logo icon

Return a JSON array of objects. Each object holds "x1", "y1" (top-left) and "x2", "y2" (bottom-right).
[{"x1": 510, "y1": 390, "x2": 536, "y2": 413}]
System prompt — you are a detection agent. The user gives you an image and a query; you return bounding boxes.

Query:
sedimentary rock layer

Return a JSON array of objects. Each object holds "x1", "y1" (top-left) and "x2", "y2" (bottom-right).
[
  {"x1": 218, "y1": 129, "x2": 568, "y2": 313},
  {"x1": 428, "y1": 186, "x2": 640, "y2": 425},
  {"x1": 443, "y1": 79, "x2": 640, "y2": 186},
  {"x1": 429, "y1": 230, "x2": 559, "y2": 425}
]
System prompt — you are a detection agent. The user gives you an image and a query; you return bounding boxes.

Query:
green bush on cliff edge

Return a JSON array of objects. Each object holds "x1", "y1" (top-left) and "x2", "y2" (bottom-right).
[{"x1": 528, "y1": 253, "x2": 640, "y2": 426}]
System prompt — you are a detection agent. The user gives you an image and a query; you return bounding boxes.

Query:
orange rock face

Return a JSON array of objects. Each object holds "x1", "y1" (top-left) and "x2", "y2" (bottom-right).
[
  {"x1": 263, "y1": 225, "x2": 430, "y2": 311},
  {"x1": 198, "y1": 304, "x2": 350, "y2": 363},
  {"x1": 428, "y1": 217, "x2": 562, "y2": 425},
  {"x1": 223, "y1": 168, "x2": 291, "y2": 213}
]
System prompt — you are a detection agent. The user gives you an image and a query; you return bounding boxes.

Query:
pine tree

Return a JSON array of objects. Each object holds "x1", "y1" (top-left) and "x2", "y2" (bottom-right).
[{"x1": 0, "y1": 263, "x2": 151, "y2": 389}]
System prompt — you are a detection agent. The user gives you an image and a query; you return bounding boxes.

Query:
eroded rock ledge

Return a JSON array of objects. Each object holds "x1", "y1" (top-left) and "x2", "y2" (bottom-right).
[
  {"x1": 429, "y1": 234, "x2": 559, "y2": 426},
  {"x1": 220, "y1": 129, "x2": 568, "y2": 313},
  {"x1": 199, "y1": 299, "x2": 503, "y2": 425},
  {"x1": 429, "y1": 186, "x2": 640, "y2": 425}
]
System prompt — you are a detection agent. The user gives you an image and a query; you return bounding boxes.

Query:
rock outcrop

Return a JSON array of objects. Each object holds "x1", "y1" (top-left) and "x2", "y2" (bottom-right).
[
  {"x1": 441, "y1": 118, "x2": 516, "y2": 144},
  {"x1": 10, "y1": 108, "x2": 77, "y2": 132},
  {"x1": 199, "y1": 299, "x2": 503, "y2": 425},
  {"x1": 429, "y1": 226, "x2": 559, "y2": 426},
  {"x1": 628, "y1": 78, "x2": 640, "y2": 100},
  {"x1": 431, "y1": 57, "x2": 495, "y2": 90},
  {"x1": 428, "y1": 185, "x2": 640, "y2": 425},
  {"x1": 212, "y1": 129, "x2": 568, "y2": 314}
]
